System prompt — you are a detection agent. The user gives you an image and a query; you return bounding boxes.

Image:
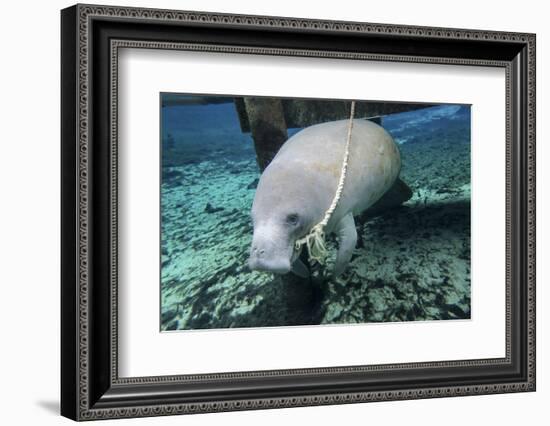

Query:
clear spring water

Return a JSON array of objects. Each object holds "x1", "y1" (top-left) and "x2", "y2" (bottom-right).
[{"x1": 160, "y1": 97, "x2": 471, "y2": 331}]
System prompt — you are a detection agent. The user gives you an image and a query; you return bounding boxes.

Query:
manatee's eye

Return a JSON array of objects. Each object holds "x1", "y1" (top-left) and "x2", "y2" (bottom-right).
[{"x1": 286, "y1": 213, "x2": 299, "y2": 226}]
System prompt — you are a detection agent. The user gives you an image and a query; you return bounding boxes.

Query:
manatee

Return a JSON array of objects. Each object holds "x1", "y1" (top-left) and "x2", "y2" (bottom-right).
[{"x1": 248, "y1": 118, "x2": 411, "y2": 277}]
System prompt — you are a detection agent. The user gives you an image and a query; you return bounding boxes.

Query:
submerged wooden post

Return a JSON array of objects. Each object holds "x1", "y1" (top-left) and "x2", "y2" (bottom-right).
[{"x1": 243, "y1": 97, "x2": 288, "y2": 172}]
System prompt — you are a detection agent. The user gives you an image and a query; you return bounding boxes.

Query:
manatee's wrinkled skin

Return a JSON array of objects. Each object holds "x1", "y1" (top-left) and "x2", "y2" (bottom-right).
[{"x1": 248, "y1": 119, "x2": 402, "y2": 277}]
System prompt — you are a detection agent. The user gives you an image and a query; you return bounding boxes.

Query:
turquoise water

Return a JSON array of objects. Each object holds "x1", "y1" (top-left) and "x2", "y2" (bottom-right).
[{"x1": 160, "y1": 97, "x2": 471, "y2": 331}]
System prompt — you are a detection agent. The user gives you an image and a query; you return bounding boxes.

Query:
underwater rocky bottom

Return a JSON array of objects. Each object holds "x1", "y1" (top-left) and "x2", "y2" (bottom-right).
[{"x1": 160, "y1": 127, "x2": 471, "y2": 331}]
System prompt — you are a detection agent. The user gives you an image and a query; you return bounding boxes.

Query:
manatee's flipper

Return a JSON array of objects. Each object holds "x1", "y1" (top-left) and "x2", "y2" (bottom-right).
[
  {"x1": 365, "y1": 178, "x2": 413, "y2": 216},
  {"x1": 333, "y1": 213, "x2": 357, "y2": 277},
  {"x1": 291, "y1": 258, "x2": 310, "y2": 278}
]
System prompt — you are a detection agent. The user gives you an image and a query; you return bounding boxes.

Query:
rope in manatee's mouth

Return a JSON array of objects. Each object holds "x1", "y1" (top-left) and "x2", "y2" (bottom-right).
[{"x1": 294, "y1": 100, "x2": 356, "y2": 265}]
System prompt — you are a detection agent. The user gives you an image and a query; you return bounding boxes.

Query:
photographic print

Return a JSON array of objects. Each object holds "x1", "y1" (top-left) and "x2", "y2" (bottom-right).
[{"x1": 160, "y1": 95, "x2": 471, "y2": 331}]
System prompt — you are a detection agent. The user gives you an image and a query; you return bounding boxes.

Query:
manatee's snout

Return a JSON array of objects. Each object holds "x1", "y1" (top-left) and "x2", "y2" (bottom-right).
[
  {"x1": 248, "y1": 228, "x2": 292, "y2": 274},
  {"x1": 248, "y1": 244, "x2": 291, "y2": 274}
]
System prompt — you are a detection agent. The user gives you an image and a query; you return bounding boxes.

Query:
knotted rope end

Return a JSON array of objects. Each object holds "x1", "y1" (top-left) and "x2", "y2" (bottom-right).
[{"x1": 295, "y1": 223, "x2": 329, "y2": 264}]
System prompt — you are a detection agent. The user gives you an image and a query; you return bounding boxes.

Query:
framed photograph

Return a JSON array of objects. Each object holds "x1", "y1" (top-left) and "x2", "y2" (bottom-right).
[{"x1": 61, "y1": 4, "x2": 536, "y2": 421}]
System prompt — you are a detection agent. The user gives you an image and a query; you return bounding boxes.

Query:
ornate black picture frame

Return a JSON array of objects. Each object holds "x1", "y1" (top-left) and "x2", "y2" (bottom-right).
[{"x1": 61, "y1": 3, "x2": 536, "y2": 421}]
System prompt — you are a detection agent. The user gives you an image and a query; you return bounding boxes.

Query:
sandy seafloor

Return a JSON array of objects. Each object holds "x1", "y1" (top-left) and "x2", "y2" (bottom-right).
[{"x1": 160, "y1": 103, "x2": 471, "y2": 331}]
